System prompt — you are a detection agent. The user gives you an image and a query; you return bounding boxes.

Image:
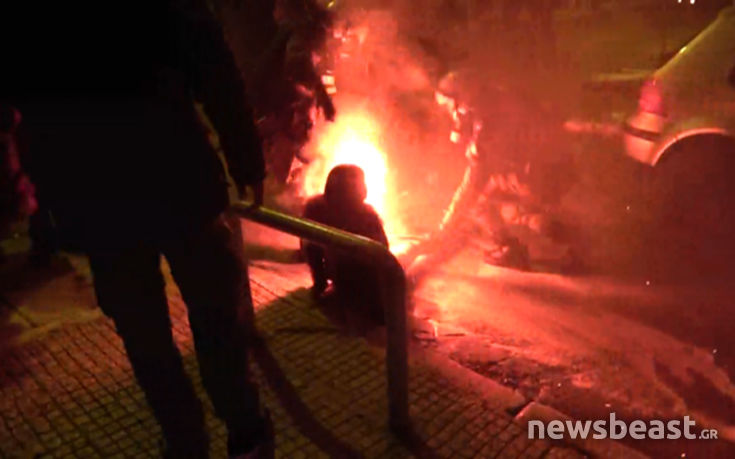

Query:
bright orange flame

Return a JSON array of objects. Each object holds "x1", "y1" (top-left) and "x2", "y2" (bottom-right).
[{"x1": 302, "y1": 109, "x2": 406, "y2": 251}]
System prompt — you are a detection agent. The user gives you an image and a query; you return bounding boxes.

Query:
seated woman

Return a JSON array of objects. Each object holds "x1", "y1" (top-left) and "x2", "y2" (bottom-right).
[{"x1": 301, "y1": 164, "x2": 389, "y2": 327}]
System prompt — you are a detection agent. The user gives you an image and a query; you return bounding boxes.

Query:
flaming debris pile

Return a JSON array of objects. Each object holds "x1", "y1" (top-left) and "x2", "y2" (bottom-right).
[
  {"x1": 234, "y1": 0, "x2": 579, "y2": 267},
  {"x1": 296, "y1": 7, "x2": 446, "y2": 253}
]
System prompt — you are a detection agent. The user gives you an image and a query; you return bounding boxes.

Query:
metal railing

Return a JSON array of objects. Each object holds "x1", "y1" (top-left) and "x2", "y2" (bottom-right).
[{"x1": 230, "y1": 201, "x2": 410, "y2": 435}]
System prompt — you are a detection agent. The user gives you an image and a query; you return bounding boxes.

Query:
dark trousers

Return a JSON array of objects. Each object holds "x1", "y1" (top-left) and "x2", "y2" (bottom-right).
[
  {"x1": 304, "y1": 242, "x2": 385, "y2": 327},
  {"x1": 88, "y1": 215, "x2": 262, "y2": 456}
]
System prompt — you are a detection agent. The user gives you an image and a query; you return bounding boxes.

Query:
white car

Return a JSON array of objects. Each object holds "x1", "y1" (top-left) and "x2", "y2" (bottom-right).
[
  {"x1": 623, "y1": 6, "x2": 735, "y2": 268},
  {"x1": 624, "y1": 6, "x2": 735, "y2": 167}
]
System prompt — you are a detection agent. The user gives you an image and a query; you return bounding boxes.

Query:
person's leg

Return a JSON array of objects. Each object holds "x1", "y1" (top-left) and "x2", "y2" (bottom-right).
[
  {"x1": 302, "y1": 240, "x2": 328, "y2": 297},
  {"x1": 88, "y1": 247, "x2": 208, "y2": 457},
  {"x1": 302, "y1": 197, "x2": 330, "y2": 297},
  {"x1": 163, "y1": 216, "x2": 269, "y2": 456}
]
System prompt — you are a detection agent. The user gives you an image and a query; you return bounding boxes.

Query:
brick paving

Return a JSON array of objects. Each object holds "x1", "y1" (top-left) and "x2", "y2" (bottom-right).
[{"x1": 0, "y1": 256, "x2": 586, "y2": 458}]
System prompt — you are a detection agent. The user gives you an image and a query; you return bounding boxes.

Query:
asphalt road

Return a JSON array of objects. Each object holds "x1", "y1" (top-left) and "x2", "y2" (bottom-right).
[
  {"x1": 411, "y1": 247, "x2": 735, "y2": 457},
  {"x1": 400, "y1": 123, "x2": 735, "y2": 457}
]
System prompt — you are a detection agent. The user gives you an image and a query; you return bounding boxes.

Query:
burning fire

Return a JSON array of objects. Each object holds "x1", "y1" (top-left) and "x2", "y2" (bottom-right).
[{"x1": 301, "y1": 108, "x2": 406, "y2": 251}]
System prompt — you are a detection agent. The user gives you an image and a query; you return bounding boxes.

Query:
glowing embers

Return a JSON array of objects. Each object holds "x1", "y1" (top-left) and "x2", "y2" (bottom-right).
[{"x1": 301, "y1": 108, "x2": 405, "y2": 250}]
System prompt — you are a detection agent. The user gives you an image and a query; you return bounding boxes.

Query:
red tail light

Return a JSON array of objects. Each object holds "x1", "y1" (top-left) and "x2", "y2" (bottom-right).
[{"x1": 638, "y1": 79, "x2": 666, "y2": 115}]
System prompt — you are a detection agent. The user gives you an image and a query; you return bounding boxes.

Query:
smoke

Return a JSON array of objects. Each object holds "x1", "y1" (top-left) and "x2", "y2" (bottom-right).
[
  {"x1": 300, "y1": 4, "x2": 470, "y2": 241},
  {"x1": 299, "y1": 1, "x2": 583, "y2": 251}
]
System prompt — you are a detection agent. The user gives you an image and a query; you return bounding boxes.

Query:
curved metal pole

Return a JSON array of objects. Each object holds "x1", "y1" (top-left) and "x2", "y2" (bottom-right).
[{"x1": 230, "y1": 201, "x2": 410, "y2": 435}]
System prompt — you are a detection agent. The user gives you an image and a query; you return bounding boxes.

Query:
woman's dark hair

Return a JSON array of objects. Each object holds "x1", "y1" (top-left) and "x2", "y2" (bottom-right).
[{"x1": 324, "y1": 164, "x2": 367, "y2": 204}]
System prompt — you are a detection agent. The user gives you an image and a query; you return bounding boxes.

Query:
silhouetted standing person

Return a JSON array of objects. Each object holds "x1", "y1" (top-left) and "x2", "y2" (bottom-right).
[{"x1": 3, "y1": 1, "x2": 271, "y2": 457}]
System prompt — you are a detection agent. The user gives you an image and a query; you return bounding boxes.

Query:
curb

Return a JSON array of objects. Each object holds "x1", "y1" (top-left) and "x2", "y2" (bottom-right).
[
  {"x1": 410, "y1": 343, "x2": 527, "y2": 413},
  {"x1": 411, "y1": 342, "x2": 649, "y2": 458}
]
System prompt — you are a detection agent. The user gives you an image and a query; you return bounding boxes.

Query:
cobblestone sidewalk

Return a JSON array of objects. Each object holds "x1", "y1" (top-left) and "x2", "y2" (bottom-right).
[{"x1": 0, "y1": 257, "x2": 585, "y2": 458}]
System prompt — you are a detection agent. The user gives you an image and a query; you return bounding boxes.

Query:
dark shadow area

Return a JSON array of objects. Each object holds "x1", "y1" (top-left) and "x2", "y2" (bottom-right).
[
  {"x1": 254, "y1": 289, "x2": 442, "y2": 458},
  {"x1": 306, "y1": 286, "x2": 385, "y2": 339},
  {"x1": 265, "y1": 286, "x2": 353, "y2": 330},
  {"x1": 250, "y1": 332, "x2": 362, "y2": 459},
  {"x1": 251, "y1": 289, "x2": 364, "y2": 457},
  {"x1": 310, "y1": 290, "x2": 356, "y2": 332},
  {"x1": 0, "y1": 251, "x2": 76, "y2": 357},
  {"x1": 0, "y1": 299, "x2": 25, "y2": 380},
  {"x1": 396, "y1": 425, "x2": 441, "y2": 459},
  {"x1": 0, "y1": 250, "x2": 74, "y2": 294}
]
